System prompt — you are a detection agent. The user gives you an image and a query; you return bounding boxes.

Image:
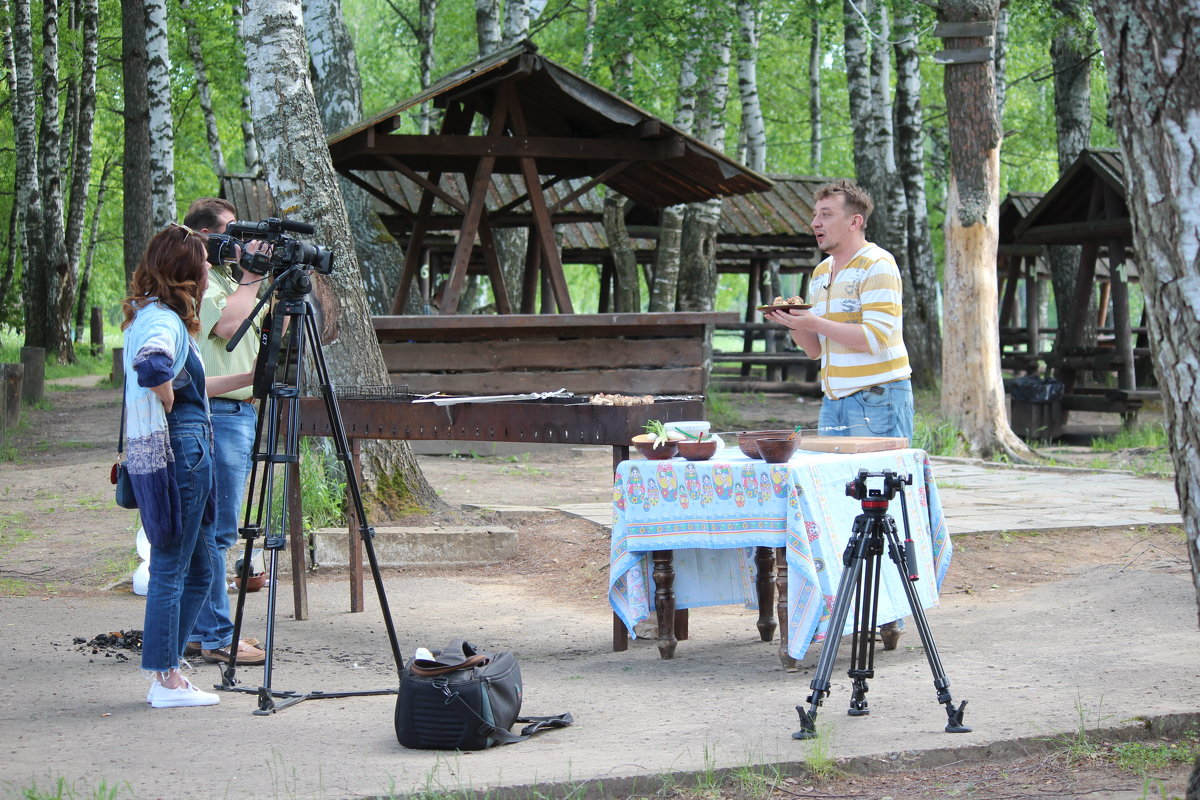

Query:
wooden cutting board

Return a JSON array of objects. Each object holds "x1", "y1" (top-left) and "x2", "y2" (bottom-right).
[{"x1": 799, "y1": 436, "x2": 909, "y2": 453}]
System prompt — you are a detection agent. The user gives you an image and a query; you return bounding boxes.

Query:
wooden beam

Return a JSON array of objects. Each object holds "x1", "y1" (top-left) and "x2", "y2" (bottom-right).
[
  {"x1": 379, "y1": 154, "x2": 467, "y2": 213},
  {"x1": 547, "y1": 161, "x2": 635, "y2": 215},
  {"x1": 933, "y1": 47, "x2": 993, "y2": 64},
  {"x1": 933, "y1": 21, "x2": 995, "y2": 38},
  {"x1": 1018, "y1": 217, "x2": 1132, "y2": 245},
  {"x1": 338, "y1": 168, "x2": 416, "y2": 220},
  {"x1": 337, "y1": 134, "x2": 687, "y2": 161}
]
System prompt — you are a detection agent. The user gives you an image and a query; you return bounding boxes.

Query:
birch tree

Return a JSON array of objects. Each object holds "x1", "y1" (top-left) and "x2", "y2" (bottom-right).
[
  {"x1": 1090, "y1": 0, "x2": 1200, "y2": 630},
  {"x1": 938, "y1": 0, "x2": 1032, "y2": 460},
  {"x1": 235, "y1": 1, "x2": 261, "y2": 174},
  {"x1": 181, "y1": 0, "x2": 227, "y2": 178},
  {"x1": 243, "y1": 0, "x2": 439, "y2": 510},
  {"x1": 736, "y1": 0, "x2": 766, "y2": 172},
  {"x1": 1047, "y1": 0, "x2": 1094, "y2": 351},
  {"x1": 145, "y1": 0, "x2": 175, "y2": 228},
  {"x1": 304, "y1": 0, "x2": 407, "y2": 313},
  {"x1": 893, "y1": 0, "x2": 941, "y2": 387},
  {"x1": 809, "y1": 3, "x2": 822, "y2": 170},
  {"x1": 475, "y1": 0, "x2": 501, "y2": 55},
  {"x1": 121, "y1": 0, "x2": 153, "y2": 282}
]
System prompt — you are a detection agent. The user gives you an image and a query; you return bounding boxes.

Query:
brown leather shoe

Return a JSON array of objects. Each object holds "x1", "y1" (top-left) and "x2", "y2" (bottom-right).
[{"x1": 202, "y1": 641, "x2": 266, "y2": 665}]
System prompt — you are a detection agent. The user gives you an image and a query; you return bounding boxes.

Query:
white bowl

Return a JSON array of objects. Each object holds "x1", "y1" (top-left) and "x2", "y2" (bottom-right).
[{"x1": 669, "y1": 420, "x2": 711, "y2": 439}]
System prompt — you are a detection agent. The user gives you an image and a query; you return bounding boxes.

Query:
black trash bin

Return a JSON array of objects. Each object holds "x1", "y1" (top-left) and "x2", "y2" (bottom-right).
[{"x1": 1008, "y1": 375, "x2": 1064, "y2": 440}]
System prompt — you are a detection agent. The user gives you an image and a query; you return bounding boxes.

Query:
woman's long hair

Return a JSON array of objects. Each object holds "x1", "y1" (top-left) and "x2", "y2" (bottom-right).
[{"x1": 121, "y1": 224, "x2": 209, "y2": 335}]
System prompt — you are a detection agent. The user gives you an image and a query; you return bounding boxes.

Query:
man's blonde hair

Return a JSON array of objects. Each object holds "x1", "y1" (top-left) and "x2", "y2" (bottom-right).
[{"x1": 815, "y1": 180, "x2": 874, "y2": 223}]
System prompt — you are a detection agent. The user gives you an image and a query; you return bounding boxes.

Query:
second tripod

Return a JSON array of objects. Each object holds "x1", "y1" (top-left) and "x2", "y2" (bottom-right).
[{"x1": 793, "y1": 469, "x2": 970, "y2": 739}]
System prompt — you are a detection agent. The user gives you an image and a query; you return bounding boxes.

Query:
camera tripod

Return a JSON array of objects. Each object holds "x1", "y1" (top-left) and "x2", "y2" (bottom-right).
[
  {"x1": 217, "y1": 264, "x2": 404, "y2": 714},
  {"x1": 793, "y1": 469, "x2": 970, "y2": 739}
]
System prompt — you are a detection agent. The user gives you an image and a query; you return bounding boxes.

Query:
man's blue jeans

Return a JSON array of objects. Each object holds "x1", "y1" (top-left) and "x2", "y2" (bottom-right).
[
  {"x1": 818, "y1": 379, "x2": 915, "y2": 441},
  {"x1": 142, "y1": 423, "x2": 214, "y2": 671},
  {"x1": 190, "y1": 398, "x2": 256, "y2": 650}
]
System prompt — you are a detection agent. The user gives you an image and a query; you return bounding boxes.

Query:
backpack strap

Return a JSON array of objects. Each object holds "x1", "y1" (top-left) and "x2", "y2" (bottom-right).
[{"x1": 434, "y1": 681, "x2": 573, "y2": 745}]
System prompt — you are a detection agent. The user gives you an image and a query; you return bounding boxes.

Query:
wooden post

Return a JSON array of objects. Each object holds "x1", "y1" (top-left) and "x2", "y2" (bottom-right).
[
  {"x1": 1, "y1": 363, "x2": 23, "y2": 429},
  {"x1": 19, "y1": 347, "x2": 44, "y2": 407},
  {"x1": 111, "y1": 348, "x2": 125, "y2": 388},
  {"x1": 89, "y1": 307, "x2": 104, "y2": 355}
]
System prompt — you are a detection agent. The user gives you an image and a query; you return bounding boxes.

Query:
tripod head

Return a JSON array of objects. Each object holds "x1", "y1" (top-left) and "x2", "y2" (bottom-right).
[{"x1": 845, "y1": 469, "x2": 912, "y2": 505}]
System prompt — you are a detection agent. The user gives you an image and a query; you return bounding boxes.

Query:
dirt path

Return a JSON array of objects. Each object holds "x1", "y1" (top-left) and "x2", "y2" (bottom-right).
[{"x1": 0, "y1": 378, "x2": 1196, "y2": 800}]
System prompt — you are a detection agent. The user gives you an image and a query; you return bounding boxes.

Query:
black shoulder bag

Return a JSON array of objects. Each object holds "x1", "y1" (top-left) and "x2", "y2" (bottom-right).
[
  {"x1": 111, "y1": 386, "x2": 138, "y2": 509},
  {"x1": 395, "y1": 640, "x2": 572, "y2": 750}
]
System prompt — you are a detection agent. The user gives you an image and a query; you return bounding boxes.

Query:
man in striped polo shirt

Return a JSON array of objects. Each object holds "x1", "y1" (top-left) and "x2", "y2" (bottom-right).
[
  {"x1": 765, "y1": 180, "x2": 914, "y2": 443},
  {"x1": 183, "y1": 198, "x2": 267, "y2": 666}
]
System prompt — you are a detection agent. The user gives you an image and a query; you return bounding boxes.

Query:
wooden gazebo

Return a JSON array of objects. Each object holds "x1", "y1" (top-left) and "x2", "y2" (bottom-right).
[
  {"x1": 327, "y1": 39, "x2": 772, "y2": 316},
  {"x1": 1009, "y1": 148, "x2": 1152, "y2": 433}
]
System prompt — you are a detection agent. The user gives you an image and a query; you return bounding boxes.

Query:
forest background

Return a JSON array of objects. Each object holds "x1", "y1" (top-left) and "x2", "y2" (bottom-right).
[{"x1": 0, "y1": 0, "x2": 1118, "y2": 348}]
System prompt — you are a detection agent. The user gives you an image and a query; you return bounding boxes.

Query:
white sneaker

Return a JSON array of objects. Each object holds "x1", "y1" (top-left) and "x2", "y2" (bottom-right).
[{"x1": 147, "y1": 678, "x2": 220, "y2": 708}]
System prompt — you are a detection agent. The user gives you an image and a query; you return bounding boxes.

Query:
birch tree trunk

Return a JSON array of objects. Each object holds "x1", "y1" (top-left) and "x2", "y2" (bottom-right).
[
  {"x1": 581, "y1": 0, "x2": 597, "y2": 71},
  {"x1": 304, "y1": 0, "x2": 407, "y2": 313},
  {"x1": 475, "y1": 0, "x2": 501, "y2": 55},
  {"x1": 1048, "y1": 0, "x2": 1094, "y2": 353},
  {"x1": 243, "y1": 0, "x2": 440, "y2": 512},
  {"x1": 893, "y1": 0, "x2": 941, "y2": 389},
  {"x1": 736, "y1": 0, "x2": 766, "y2": 172},
  {"x1": 502, "y1": 0, "x2": 530, "y2": 44},
  {"x1": 56, "y1": 0, "x2": 98, "y2": 359},
  {"x1": 181, "y1": 0, "x2": 227, "y2": 178},
  {"x1": 11, "y1": 0, "x2": 51, "y2": 349},
  {"x1": 809, "y1": 7, "x2": 821, "y2": 170},
  {"x1": 845, "y1": 0, "x2": 921, "y2": 382},
  {"x1": 76, "y1": 156, "x2": 115, "y2": 342},
  {"x1": 417, "y1": 0, "x2": 438, "y2": 134},
  {"x1": 235, "y1": 2, "x2": 261, "y2": 174},
  {"x1": 603, "y1": 193, "x2": 639, "y2": 312},
  {"x1": 993, "y1": 0, "x2": 1008, "y2": 120},
  {"x1": 938, "y1": 0, "x2": 1031, "y2": 461},
  {"x1": 36, "y1": 0, "x2": 73, "y2": 358},
  {"x1": 649, "y1": 5, "x2": 704, "y2": 313},
  {"x1": 679, "y1": 11, "x2": 731, "y2": 313},
  {"x1": 1091, "y1": 0, "x2": 1200, "y2": 629},
  {"x1": 121, "y1": 0, "x2": 153, "y2": 282},
  {"x1": 145, "y1": 0, "x2": 175, "y2": 228}
]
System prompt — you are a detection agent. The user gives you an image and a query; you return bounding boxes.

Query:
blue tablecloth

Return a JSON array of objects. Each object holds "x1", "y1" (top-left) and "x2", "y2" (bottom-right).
[{"x1": 609, "y1": 448, "x2": 951, "y2": 660}]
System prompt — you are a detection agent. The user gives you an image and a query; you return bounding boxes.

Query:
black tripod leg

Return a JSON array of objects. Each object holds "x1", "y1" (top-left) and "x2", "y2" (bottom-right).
[
  {"x1": 793, "y1": 524, "x2": 871, "y2": 740},
  {"x1": 884, "y1": 525, "x2": 971, "y2": 734},
  {"x1": 847, "y1": 523, "x2": 883, "y2": 717},
  {"x1": 302, "y1": 311, "x2": 405, "y2": 673}
]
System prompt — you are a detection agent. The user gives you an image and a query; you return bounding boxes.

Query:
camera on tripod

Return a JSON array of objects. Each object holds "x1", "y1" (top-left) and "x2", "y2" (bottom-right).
[
  {"x1": 845, "y1": 469, "x2": 912, "y2": 502},
  {"x1": 205, "y1": 217, "x2": 334, "y2": 277}
]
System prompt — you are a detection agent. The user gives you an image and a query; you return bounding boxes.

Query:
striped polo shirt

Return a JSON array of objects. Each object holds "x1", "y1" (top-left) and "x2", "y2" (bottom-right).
[
  {"x1": 197, "y1": 266, "x2": 266, "y2": 401},
  {"x1": 807, "y1": 243, "x2": 911, "y2": 399}
]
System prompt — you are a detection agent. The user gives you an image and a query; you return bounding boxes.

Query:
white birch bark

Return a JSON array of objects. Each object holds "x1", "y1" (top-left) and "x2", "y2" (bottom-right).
[
  {"x1": 304, "y1": 0, "x2": 407, "y2": 312},
  {"x1": 938, "y1": 0, "x2": 1031, "y2": 461},
  {"x1": 736, "y1": 0, "x2": 766, "y2": 172},
  {"x1": 993, "y1": 0, "x2": 1008, "y2": 120},
  {"x1": 11, "y1": 0, "x2": 49, "y2": 349},
  {"x1": 475, "y1": 0, "x2": 501, "y2": 55},
  {"x1": 243, "y1": 0, "x2": 439, "y2": 509},
  {"x1": 181, "y1": 0, "x2": 227, "y2": 178},
  {"x1": 145, "y1": 0, "x2": 175, "y2": 228},
  {"x1": 809, "y1": 9, "x2": 821, "y2": 170},
  {"x1": 417, "y1": 0, "x2": 438, "y2": 133},
  {"x1": 893, "y1": 0, "x2": 941, "y2": 388},
  {"x1": 502, "y1": 0, "x2": 530, "y2": 44},
  {"x1": 1091, "y1": 0, "x2": 1200, "y2": 629},
  {"x1": 235, "y1": 1, "x2": 261, "y2": 174},
  {"x1": 76, "y1": 156, "x2": 114, "y2": 342},
  {"x1": 581, "y1": 0, "x2": 597, "y2": 71}
]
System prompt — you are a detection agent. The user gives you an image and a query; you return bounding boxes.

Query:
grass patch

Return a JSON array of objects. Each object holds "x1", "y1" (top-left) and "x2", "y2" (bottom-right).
[
  {"x1": 298, "y1": 439, "x2": 347, "y2": 531},
  {"x1": 0, "y1": 511, "x2": 33, "y2": 552},
  {"x1": 0, "y1": 577, "x2": 31, "y2": 596},
  {"x1": 912, "y1": 410, "x2": 970, "y2": 458}
]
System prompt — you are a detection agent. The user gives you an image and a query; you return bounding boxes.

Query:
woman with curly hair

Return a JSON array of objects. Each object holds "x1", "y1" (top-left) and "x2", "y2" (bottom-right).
[{"x1": 121, "y1": 223, "x2": 250, "y2": 708}]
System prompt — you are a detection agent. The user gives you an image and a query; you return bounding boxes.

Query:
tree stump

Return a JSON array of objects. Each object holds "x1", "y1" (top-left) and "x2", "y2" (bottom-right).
[
  {"x1": 1, "y1": 363, "x2": 23, "y2": 429},
  {"x1": 20, "y1": 346, "x2": 44, "y2": 407},
  {"x1": 90, "y1": 307, "x2": 105, "y2": 355}
]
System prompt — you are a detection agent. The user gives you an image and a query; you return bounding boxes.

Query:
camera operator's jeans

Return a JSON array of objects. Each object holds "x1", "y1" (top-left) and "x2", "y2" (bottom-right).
[
  {"x1": 142, "y1": 423, "x2": 214, "y2": 672},
  {"x1": 818, "y1": 379, "x2": 915, "y2": 441},
  {"x1": 190, "y1": 399, "x2": 256, "y2": 650}
]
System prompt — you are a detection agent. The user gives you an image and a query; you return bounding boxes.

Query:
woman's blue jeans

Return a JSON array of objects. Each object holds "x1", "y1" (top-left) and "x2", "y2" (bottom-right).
[
  {"x1": 141, "y1": 423, "x2": 214, "y2": 672},
  {"x1": 190, "y1": 399, "x2": 257, "y2": 650},
  {"x1": 818, "y1": 379, "x2": 915, "y2": 441}
]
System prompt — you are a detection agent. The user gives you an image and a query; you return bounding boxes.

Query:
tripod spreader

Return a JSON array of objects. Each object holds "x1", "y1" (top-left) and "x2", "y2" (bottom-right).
[{"x1": 792, "y1": 469, "x2": 971, "y2": 740}]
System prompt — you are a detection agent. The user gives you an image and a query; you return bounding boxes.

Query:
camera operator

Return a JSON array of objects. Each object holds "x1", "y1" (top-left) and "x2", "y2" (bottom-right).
[{"x1": 181, "y1": 197, "x2": 268, "y2": 667}]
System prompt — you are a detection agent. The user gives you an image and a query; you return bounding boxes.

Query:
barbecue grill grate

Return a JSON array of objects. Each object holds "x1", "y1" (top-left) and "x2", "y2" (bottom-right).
[{"x1": 334, "y1": 384, "x2": 413, "y2": 400}]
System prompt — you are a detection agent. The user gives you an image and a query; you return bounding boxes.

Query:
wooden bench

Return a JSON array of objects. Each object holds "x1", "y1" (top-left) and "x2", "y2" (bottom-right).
[{"x1": 373, "y1": 312, "x2": 737, "y2": 396}]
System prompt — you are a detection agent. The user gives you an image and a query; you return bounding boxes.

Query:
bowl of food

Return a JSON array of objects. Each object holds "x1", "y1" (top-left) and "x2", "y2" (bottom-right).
[
  {"x1": 675, "y1": 437, "x2": 719, "y2": 461},
  {"x1": 736, "y1": 429, "x2": 795, "y2": 458},
  {"x1": 755, "y1": 436, "x2": 799, "y2": 464},
  {"x1": 632, "y1": 420, "x2": 684, "y2": 460}
]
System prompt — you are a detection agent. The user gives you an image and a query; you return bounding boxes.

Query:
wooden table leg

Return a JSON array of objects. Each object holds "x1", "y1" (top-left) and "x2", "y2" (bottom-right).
[
  {"x1": 776, "y1": 546, "x2": 798, "y2": 671},
  {"x1": 612, "y1": 612, "x2": 629, "y2": 652},
  {"x1": 652, "y1": 550, "x2": 678, "y2": 659},
  {"x1": 755, "y1": 546, "x2": 777, "y2": 642}
]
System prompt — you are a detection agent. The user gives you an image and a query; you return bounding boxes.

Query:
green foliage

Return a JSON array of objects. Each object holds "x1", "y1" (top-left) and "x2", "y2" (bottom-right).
[
  {"x1": 298, "y1": 439, "x2": 348, "y2": 531},
  {"x1": 912, "y1": 410, "x2": 970, "y2": 458}
]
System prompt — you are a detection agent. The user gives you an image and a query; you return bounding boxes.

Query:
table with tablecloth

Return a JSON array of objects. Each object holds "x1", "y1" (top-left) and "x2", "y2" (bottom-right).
[{"x1": 608, "y1": 447, "x2": 951, "y2": 664}]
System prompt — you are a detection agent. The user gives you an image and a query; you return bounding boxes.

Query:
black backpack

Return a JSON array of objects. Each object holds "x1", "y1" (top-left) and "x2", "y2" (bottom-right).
[{"x1": 394, "y1": 640, "x2": 572, "y2": 750}]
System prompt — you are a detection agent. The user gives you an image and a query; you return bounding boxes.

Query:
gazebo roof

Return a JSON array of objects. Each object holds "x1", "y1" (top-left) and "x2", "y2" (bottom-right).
[
  {"x1": 1013, "y1": 149, "x2": 1131, "y2": 246},
  {"x1": 327, "y1": 40, "x2": 772, "y2": 209}
]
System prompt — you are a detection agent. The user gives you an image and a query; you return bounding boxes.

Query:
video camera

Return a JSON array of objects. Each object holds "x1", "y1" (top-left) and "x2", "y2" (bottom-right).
[{"x1": 205, "y1": 217, "x2": 334, "y2": 276}]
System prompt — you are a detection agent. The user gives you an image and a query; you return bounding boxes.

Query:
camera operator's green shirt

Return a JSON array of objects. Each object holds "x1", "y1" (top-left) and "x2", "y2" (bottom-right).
[{"x1": 198, "y1": 266, "x2": 267, "y2": 401}]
